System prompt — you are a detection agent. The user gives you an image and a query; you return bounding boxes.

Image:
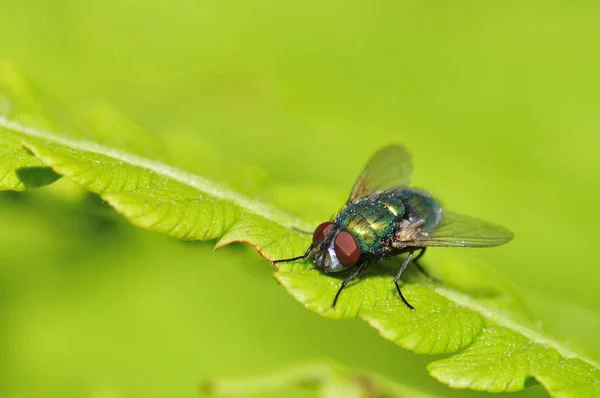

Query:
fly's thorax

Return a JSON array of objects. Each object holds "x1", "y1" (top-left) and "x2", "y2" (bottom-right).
[
  {"x1": 336, "y1": 193, "x2": 406, "y2": 255},
  {"x1": 313, "y1": 190, "x2": 442, "y2": 271}
]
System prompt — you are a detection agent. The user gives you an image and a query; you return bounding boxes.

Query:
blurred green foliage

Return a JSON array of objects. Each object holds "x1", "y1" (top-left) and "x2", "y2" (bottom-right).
[{"x1": 0, "y1": 0, "x2": 599, "y2": 397}]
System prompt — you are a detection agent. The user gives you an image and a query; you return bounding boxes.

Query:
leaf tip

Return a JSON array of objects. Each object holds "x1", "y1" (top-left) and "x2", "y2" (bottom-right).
[
  {"x1": 213, "y1": 238, "x2": 279, "y2": 269},
  {"x1": 212, "y1": 241, "x2": 226, "y2": 251}
]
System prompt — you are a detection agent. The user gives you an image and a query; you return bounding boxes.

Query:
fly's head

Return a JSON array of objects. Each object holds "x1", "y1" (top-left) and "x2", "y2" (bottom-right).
[{"x1": 311, "y1": 222, "x2": 361, "y2": 273}]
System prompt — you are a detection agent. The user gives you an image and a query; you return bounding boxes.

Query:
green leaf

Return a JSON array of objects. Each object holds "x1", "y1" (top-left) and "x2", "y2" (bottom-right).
[
  {"x1": 275, "y1": 260, "x2": 483, "y2": 353},
  {"x1": 19, "y1": 140, "x2": 310, "y2": 240},
  {"x1": 2, "y1": 63, "x2": 600, "y2": 397},
  {"x1": 204, "y1": 360, "x2": 435, "y2": 398},
  {"x1": 428, "y1": 326, "x2": 561, "y2": 392},
  {"x1": 0, "y1": 132, "x2": 60, "y2": 190},
  {"x1": 533, "y1": 359, "x2": 600, "y2": 398}
]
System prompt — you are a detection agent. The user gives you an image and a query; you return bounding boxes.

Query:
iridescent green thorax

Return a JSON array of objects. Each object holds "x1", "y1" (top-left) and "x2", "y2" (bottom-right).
[
  {"x1": 336, "y1": 192, "x2": 405, "y2": 255},
  {"x1": 335, "y1": 188, "x2": 441, "y2": 256}
]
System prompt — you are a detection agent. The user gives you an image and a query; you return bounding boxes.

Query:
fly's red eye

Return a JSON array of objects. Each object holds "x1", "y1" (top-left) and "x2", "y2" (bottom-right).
[
  {"x1": 313, "y1": 222, "x2": 335, "y2": 245},
  {"x1": 334, "y1": 231, "x2": 360, "y2": 266}
]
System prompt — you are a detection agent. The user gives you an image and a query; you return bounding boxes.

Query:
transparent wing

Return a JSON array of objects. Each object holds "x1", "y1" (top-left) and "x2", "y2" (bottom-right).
[
  {"x1": 413, "y1": 210, "x2": 514, "y2": 248},
  {"x1": 348, "y1": 145, "x2": 413, "y2": 203}
]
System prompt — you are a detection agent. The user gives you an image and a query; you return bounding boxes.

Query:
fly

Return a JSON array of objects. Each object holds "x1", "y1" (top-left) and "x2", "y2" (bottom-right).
[{"x1": 272, "y1": 145, "x2": 513, "y2": 311}]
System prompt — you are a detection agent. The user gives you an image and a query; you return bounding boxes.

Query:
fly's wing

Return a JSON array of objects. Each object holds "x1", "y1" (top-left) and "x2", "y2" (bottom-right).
[
  {"x1": 348, "y1": 145, "x2": 413, "y2": 203},
  {"x1": 412, "y1": 210, "x2": 514, "y2": 248}
]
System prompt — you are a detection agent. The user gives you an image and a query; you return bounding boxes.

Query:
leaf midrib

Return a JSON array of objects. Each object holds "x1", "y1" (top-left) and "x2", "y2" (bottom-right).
[{"x1": 0, "y1": 116, "x2": 313, "y2": 231}]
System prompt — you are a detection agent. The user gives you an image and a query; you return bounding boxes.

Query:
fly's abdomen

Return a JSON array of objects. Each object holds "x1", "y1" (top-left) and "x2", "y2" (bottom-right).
[
  {"x1": 394, "y1": 188, "x2": 442, "y2": 229},
  {"x1": 336, "y1": 194, "x2": 405, "y2": 255}
]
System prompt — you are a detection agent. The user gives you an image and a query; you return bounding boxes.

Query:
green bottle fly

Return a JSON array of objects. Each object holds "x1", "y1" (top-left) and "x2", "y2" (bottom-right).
[{"x1": 273, "y1": 146, "x2": 513, "y2": 310}]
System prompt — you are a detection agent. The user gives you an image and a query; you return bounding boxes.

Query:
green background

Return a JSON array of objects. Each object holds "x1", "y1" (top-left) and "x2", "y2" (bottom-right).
[{"x1": 1, "y1": 1, "x2": 599, "y2": 397}]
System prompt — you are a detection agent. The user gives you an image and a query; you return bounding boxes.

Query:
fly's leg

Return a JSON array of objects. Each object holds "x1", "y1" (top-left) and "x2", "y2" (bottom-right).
[
  {"x1": 271, "y1": 245, "x2": 313, "y2": 265},
  {"x1": 412, "y1": 248, "x2": 441, "y2": 283},
  {"x1": 332, "y1": 262, "x2": 368, "y2": 307},
  {"x1": 413, "y1": 247, "x2": 426, "y2": 262},
  {"x1": 394, "y1": 251, "x2": 415, "y2": 311}
]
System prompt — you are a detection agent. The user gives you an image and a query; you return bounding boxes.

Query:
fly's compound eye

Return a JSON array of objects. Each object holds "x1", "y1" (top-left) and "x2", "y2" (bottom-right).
[
  {"x1": 313, "y1": 221, "x2": 335, "y2": 245},
  {"x1": 334, "y1": 230, "x2": 360, "y2": 266}
]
